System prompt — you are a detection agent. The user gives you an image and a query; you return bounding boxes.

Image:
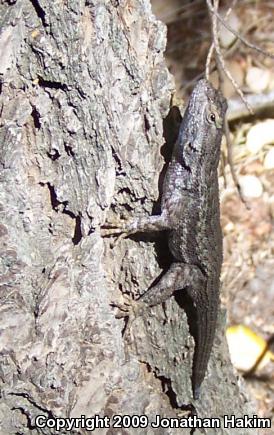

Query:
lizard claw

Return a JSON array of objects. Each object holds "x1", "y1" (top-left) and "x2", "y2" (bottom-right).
[
  {"x1": 101, "y1": 220, "x2": 129, "y2": 247},
  {"x1": 111, "y1": 294, "x2": 147, "y2": 333},
  {"x1": 100, "y1": 227, "x2": 125, "y2": 237},
  {"x1": 101, "y1": 218, "x2": 127, "y2": 236},
  {"x1": 101, "y1": 218, "x2": 138, "y2": 241},
  {"x1": 112, "y1": 294, "x2": 133, "y2": 317}
]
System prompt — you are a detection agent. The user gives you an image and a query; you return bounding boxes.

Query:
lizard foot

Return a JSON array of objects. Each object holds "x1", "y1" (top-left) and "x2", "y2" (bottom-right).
[
  {"x1": 112, "y1": 294, "x2": 147, "y2": 334},
  {"x1": 101, "y1": 217, "x2": 139, "y2": 239},
  {"x1": 111, "y1": 294, "x2": 147, "y2": 362}
]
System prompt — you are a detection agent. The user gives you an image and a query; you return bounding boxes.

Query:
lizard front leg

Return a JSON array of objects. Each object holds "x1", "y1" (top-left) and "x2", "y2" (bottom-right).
[{"x1": 101, "y1": 213, "x2": 171, "y2": 238}]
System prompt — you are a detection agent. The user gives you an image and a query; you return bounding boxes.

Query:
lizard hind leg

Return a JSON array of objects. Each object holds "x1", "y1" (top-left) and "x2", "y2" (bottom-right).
[
  {"x1": 113, "y1": 262, "x2": 206, "y2": 396},
  {"x1": 113, "y1": 262, "x2": 196, "y2": 338}
]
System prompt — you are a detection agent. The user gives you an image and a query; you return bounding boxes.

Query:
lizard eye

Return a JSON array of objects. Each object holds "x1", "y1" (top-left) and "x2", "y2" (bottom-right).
[
  {"x1": 206, "y1": 107, "x2": 222, "y2": 128},
  {"x1": 209, "y1": 113, "x2": 216, "y2": 122}
]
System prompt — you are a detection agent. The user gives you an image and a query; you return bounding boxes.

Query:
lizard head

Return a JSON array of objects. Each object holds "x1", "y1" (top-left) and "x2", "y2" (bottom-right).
[{"x1": 177, "y1": 79, "x2": 227, "y2": 174}]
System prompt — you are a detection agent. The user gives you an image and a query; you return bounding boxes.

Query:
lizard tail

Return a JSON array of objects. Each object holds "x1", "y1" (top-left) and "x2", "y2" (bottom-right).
[{"x1": 191, "y1": 297, "x2": 218, "y2": 400}]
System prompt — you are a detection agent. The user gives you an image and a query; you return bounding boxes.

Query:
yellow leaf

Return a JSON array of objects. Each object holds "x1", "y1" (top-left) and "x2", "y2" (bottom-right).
[{"x1": 226, "y1": 325, "x2": 274, "y2": 372}]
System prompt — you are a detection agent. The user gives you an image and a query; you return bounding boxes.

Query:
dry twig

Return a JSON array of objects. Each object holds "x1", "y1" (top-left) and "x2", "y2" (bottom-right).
[
  {"x1": 206, "y1": 0, "x2": 257, "y2": 204},
  {"x1": 207, "y1": 0, "x2": 274, "y2": 59},
  {"x1": 207, "y1": 0, "x2": 253, "y2": 113}
]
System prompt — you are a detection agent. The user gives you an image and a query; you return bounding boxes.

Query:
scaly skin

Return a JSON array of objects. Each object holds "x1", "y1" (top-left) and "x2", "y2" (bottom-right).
[{"x1": 102, "y1": 79, "x2": 227, "y2": 399}]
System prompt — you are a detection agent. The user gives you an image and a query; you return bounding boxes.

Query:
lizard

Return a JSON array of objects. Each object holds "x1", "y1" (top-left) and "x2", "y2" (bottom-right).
[{"x1": 102, "y1": 79, "x2": 227, "y2": 400}]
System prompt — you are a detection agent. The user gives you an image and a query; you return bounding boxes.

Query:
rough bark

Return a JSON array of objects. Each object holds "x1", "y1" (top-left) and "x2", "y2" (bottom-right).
[{"x1": 0, "y1": 1, "x2": 256, "y2": 434}]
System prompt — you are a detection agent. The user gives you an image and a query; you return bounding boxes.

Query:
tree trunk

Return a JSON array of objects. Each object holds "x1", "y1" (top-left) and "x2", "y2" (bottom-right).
[{"x1": 0, "y1": 1, "x2": 255, "y2": 434}]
